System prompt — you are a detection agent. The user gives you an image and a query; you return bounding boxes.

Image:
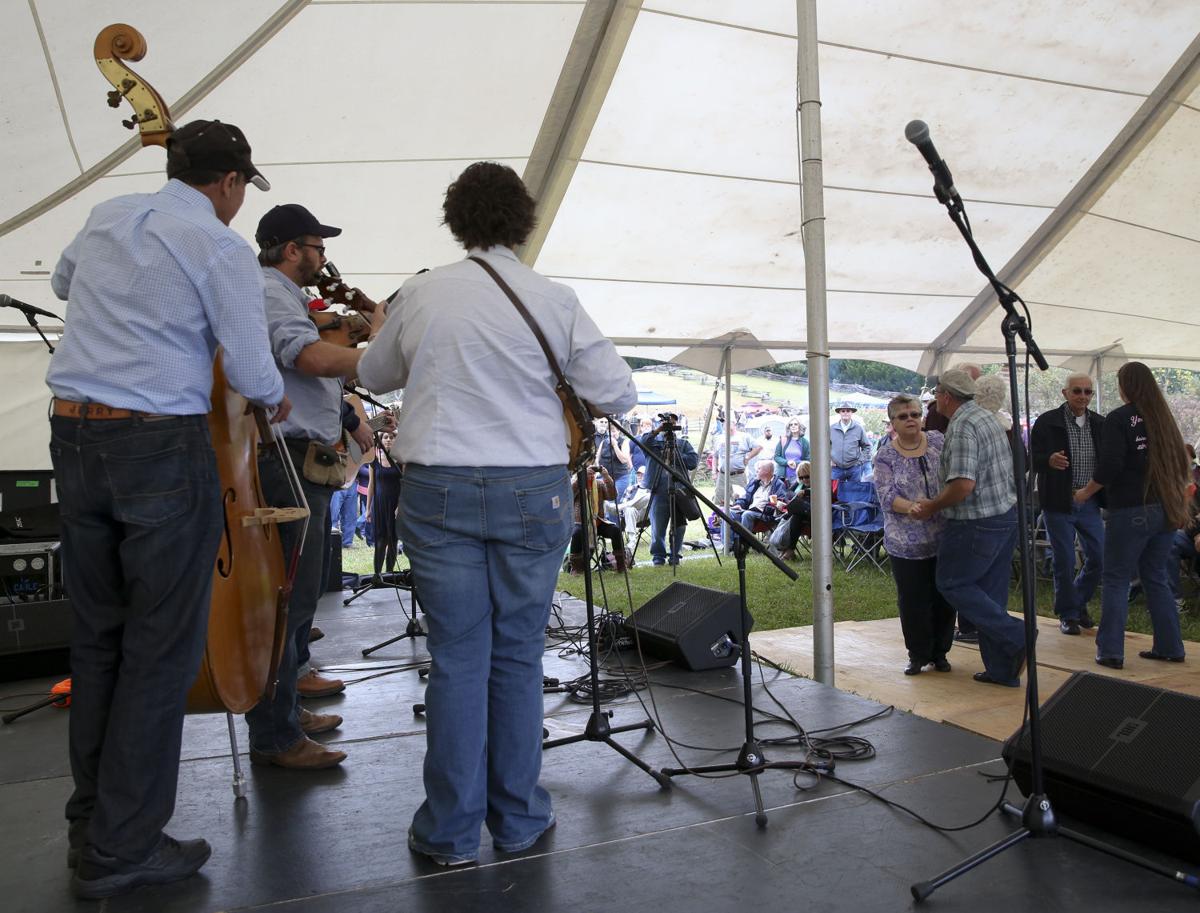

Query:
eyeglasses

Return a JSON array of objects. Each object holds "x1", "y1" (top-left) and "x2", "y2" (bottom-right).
[
  {"x1": 892, "y1": 411, "x2": 922, "y2": 421},
  {"x1": 298, "y1": 243, "x2": 326, "y2": 256},
  {"x1": 836, "y1": 409, "x2": 853, "y2": 414},
  {"x1": 1069, "y1": 387, "x2": 1094, "y2": 396}
]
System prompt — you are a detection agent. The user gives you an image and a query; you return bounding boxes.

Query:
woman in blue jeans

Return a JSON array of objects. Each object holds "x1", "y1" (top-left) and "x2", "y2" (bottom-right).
[
  {"x1": 1073, "y1": 362, "x2": 1190, "y2": 668},
  {"x1": 356, "y1": 162, "x2": 637, "y2": 866}
]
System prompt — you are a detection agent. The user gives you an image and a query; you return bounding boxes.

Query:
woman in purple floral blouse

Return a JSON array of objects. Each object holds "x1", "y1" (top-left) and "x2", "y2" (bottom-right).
[{"x1": 873, "y1": 394, "x2": 955, "y2": 675}]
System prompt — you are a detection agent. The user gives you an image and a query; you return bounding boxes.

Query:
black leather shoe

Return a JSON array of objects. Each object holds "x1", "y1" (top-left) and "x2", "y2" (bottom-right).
[
  {"x1": 903, "y1": 662, "x2": 925, "y2": 676},
  {"x1": 1138, "y1": 650, "x2": 1184, "y2": 663},
  {"x1": 932, "y1": 658, "x2": 952, "y2": 673},
  {"x1": 973, "y1": 671, "x2": 1020, "y2": 688},
  {"x1": 1095, "y1": 656, "x2": 1123, "y2": 670},
  {"x1": 72, "y1": 835, "x2": 211, "y2": 900},
  {"x1": 953, "y1": 630, "x2": 979, "y2": 644},
  {"x1": 1078, "y1": 612, "x2": 1095, "y2": 629},
  {"x1": 1059, "y1": 618, "x2": 1080, "y2": 635}
]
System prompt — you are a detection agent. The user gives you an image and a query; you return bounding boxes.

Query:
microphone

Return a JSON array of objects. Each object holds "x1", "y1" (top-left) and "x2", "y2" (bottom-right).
[
  {"x1": 904, "y1": 120, "x2": 960, "y2": 203},
  {"x1": 0, "y1": 294, "x2": 62, "y2": 322}
]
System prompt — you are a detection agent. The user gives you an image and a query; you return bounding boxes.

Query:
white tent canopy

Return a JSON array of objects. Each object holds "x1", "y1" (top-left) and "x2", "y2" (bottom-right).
[{"x1": 3, "y1": 0, "x2": 1200, "y2": 468}]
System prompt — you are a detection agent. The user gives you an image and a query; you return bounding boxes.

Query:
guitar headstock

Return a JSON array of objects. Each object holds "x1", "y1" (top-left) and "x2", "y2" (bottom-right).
[{"x1": 94, "y1": 24, "x2": 174, "y2": 148}]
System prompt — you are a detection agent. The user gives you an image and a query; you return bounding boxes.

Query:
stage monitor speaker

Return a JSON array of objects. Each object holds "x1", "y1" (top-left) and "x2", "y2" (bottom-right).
[
  {"x1": 624, "y1": 582, "x2": 752, "y2": 671},
  {"x1": 1002, "y1": 671, "x2": 1200, "y2": 861}
]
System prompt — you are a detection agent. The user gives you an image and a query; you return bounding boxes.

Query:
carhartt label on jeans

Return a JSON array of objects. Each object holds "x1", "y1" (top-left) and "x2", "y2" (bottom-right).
[{"x1": 551, "y1": 496, "x2": 560, "y2": 509}]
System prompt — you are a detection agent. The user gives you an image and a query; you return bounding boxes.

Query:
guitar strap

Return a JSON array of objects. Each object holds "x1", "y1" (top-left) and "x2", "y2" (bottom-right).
[{"x1": 468, "y1": 256, "x2": 596, "y2": 460}]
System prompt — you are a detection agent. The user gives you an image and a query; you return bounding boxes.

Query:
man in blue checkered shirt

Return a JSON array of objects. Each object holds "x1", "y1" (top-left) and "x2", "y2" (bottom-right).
[
  {"x1": 47, "y1": 120, "x2": 288, "y2": 900},
  {"x1": 911, "y1": 369, "x2": 1026, "y2": 688}
]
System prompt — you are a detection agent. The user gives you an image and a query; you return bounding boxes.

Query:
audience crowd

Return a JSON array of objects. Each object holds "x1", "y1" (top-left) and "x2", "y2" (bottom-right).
[{"x1": 334, "y1": 367, "x2": 1195, "y2": 686}]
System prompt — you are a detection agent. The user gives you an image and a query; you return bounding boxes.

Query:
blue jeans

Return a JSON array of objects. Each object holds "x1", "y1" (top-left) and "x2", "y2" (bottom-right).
[
  {"x1": 330, "y1": 483, "x2": 357, "y2": 548},
  {"x1": 245, "y1": 446, "x2": 333, "y2": 753},
  {"x1": 1168, "y1": 529, "x2": 1197, "y2": 600},
  {"x1": 936, "y1": 508, "x2": 1024, "y2": 683},
  {"x1": 356, "y1": 492, "x2": 374, "y2": 545},
  {"x1": 1096, "y1": 503, "x2": 1185, "y2": 661},
  {"x1": 648, "y1": 488, "x2": 686, "y2": 565},
  {"x1": 832, "y1": 464, "x2": 863, "y2": 483},
  {"x1": 398, "y1": 465, "x2": 571, "y2": 863},
  {"x1": 1042, "y1": 500, "x2": 1104, "y2": 619},
  {"x1": 50, "y1": 414, "x2": 222, "y2": 862}
]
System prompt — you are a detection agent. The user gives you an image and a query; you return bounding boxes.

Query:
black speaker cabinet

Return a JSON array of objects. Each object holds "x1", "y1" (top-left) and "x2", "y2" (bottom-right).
[
  {"x1": 624, "y1": 582, "x2": 752, "y2": 671},
  {"x1": 327, "y1": 537, "x2": 343, "y2": 592},
  {"x1": 1002, "y1": 671, "x2": 1200, "y2": 860}
]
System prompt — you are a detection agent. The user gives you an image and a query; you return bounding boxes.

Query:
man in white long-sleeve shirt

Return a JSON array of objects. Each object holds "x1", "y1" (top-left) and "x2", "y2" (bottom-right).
[{"x1": 358, "y1": 161, "x2": 636, "y2": 868}]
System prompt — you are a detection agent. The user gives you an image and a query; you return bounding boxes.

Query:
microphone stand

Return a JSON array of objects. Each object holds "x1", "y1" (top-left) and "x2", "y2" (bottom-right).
[
  {"x1": 2, "y1": 301, "x2": 58, "y2": 354},
  {"x1": 612, "y1": 418, "x2": 804, "y2": 827},
  {"x1": 542, "y1": 460, "x2": 669, "y2": 788},
  {"x1": 907, "y1": 151, "x2": 1196, "y2": 899}
]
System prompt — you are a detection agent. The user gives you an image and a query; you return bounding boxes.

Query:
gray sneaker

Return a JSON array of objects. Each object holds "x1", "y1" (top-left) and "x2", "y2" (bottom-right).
[{"x1": 72, "y1": 835, "x2": 211, "y2": 900}]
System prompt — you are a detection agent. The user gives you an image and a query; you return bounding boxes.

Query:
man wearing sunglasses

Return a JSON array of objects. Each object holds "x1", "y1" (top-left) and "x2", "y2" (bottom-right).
[{"x1": 1030, "y1": 374, "x2": 1106, "y2": 636}]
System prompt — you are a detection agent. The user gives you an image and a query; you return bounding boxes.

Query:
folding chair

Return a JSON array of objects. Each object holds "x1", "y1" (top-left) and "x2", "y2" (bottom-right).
[{"x1": 832, "y1": 479, "x2": 888, "y2": 572}]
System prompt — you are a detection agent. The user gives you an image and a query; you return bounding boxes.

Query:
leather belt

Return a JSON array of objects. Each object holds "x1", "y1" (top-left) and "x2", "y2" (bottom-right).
[{"x1": 53, "y1": 399, "x2": 168, "y2": 421}]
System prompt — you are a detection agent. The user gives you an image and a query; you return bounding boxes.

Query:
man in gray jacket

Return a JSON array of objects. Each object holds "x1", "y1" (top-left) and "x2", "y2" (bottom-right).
[{"x1": 830, "y1": 402, "x2": 870, "y2": 482}]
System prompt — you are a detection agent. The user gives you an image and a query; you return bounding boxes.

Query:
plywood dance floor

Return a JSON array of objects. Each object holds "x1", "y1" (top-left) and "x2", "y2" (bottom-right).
[{"x1": 752, "y1": 613, "x2": 1199, "y2": 741}]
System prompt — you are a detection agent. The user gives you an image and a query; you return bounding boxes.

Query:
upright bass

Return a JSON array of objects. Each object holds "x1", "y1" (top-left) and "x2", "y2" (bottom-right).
[{"x1": 94, "y1": 26, "x2": 308, "y2": 753}]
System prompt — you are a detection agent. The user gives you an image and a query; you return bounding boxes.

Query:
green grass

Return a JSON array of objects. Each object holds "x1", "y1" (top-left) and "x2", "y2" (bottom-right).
[
  {"x1": 340, "y1": 479, "x2": 1200, "y2": 644},
  {"x1": 631, "y1": 369, "x2": 811, "y2": 427},
  {"x1": 557, "y1": 554, "x2": 1200, "y2": 643}
]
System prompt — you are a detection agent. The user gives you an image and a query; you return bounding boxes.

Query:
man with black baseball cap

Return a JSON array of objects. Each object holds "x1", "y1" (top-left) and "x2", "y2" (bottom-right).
[
  {"x1": 244, "y1": 203, "x2": 382, "y2": 771},
  {"x1": 47, "y1": 117, "x2": 289, "y2": 899},
  {"x1": 167, "y1": 119, "x2": 270, "y2": 191}
]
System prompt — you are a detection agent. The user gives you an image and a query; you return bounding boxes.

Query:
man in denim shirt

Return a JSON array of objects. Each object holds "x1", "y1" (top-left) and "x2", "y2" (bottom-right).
[{"x1": 246, "y1": 204, "x2": 376, "y2": 771}]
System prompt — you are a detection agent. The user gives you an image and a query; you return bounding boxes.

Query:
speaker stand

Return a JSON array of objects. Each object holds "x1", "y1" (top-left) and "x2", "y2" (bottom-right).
[
  {"x1": 660, "y1": 536, "x2": 823, "y2": 826},
  {"x1": 914, "y1": 799, "x2": 1200, "y2": 897},
  {"x1": 542, "y1": 465, "x2": 670, "y2": 789}
]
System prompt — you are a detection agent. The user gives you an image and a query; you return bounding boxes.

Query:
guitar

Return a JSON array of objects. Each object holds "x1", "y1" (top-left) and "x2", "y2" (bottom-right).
[{"x1": 339, "y1": 394, "x2": 397, "y2": 482}]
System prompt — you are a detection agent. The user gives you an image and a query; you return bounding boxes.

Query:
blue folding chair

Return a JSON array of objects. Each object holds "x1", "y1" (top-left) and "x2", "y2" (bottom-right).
[{"x1": 831, "y1": 479, "x2": 888, "y2": 572}]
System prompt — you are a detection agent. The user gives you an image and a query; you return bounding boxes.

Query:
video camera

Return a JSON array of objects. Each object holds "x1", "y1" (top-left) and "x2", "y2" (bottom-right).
[{"x1": 655, "y1": 412, "x2": 681, "y2": 434}]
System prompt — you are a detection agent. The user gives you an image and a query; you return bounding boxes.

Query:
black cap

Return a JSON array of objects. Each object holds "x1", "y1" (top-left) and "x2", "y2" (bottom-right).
[
  {"x1": 166, "y1": 120, "x2": 269, "y2": 191},
  {"x1": 255, "y1": 204, "x2": 342, "y2": 249}
]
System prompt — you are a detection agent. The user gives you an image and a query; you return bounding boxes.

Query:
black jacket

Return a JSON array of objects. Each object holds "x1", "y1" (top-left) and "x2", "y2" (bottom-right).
[{"x1": 1030, "y1": 404, "x2": 1104, "y2": 513}]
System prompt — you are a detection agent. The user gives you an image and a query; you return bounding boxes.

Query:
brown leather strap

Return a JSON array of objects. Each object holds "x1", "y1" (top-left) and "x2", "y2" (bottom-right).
[
  {"x1": 53, "y1": 399, "x2": 166, "y2": 420},
  {"x1": 468, "y1": 256, "x2": 573, "y2": 391}
]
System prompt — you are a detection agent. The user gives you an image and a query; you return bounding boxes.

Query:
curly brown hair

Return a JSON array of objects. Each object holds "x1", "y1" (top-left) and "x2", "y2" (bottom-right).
[
  {"x1": 1117, "y1": 361, "x2": 1190, "y2": 527},
  {"x1": 442, "y1": 162, "x2": 537, "y2": 251}
]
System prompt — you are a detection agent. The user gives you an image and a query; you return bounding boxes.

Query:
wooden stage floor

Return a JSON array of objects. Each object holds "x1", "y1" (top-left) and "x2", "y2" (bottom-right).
[{"x1": 753, "y1": 613, "x2": 1198, "y2": 741}]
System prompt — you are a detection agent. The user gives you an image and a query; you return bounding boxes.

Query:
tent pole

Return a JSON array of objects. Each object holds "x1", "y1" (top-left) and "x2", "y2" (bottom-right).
[
  {"x1": 797, "y1": 0, "x2": 834, "y2": 686},
  {"x1": 696, "y1": 362, "x2": 723, "y2": 456},
  {"x1": 723, "y1": 346, "x2": 734, "y2": 554}
]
